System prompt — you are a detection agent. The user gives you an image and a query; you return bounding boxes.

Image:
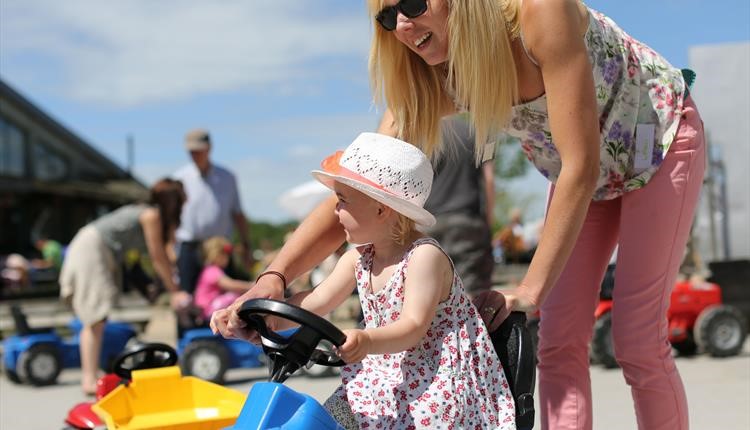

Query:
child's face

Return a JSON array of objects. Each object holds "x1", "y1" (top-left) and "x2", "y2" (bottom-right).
[
  {"x1": 215, "y1": 250, "x2": 230, "y2": 268},
  {"x1": 333, "y1": 183, "x2": 382, "y2": 244}
]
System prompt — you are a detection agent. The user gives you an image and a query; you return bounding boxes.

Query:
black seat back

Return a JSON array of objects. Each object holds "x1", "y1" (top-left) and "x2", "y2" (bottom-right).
[
  {"x1": 491, "y1": 311, "x2": 536, "y2": 428},
  {"x1": 10, "y1": 304, "x2": 54, "y2": 336}
]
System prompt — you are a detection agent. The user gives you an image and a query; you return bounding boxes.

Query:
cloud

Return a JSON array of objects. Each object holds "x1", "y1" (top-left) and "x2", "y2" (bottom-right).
[{"x1": 0, "y1": 0, "x2": 372, "y2": 107}]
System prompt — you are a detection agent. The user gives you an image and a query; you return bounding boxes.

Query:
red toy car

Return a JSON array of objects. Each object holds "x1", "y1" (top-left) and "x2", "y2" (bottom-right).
[{"x1": 591, "y1": 276, "x2": 748, "y2": 368}]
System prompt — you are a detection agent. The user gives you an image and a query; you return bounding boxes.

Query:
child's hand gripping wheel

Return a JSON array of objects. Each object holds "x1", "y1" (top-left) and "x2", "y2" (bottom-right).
[
  {"x1": 238, "y1": 298, "x2": 346, "y2": 383},
  {"x1": 111, "y1": 343, "x2": 179, "y2": 380}
]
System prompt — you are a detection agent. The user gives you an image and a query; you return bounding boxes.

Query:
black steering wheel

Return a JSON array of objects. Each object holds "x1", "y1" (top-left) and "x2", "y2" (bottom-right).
[
  {"x1": 238, "y1": 298, "x2": 347, "y2": 382},
  {"x1": 111, "y1": 342, "x2": 179, "y2": 380}
]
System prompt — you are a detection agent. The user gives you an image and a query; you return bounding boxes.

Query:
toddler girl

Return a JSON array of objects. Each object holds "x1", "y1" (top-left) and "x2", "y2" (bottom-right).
[
  {"x1": 194, "y1": 236, "x2": 254, "y2": 320},
  {"x1": 274, "y1": 133, "x2": 516, "y2": 429}
]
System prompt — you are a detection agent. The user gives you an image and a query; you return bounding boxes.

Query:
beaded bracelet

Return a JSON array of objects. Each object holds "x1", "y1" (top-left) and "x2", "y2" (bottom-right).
[{"x1": 255, "y1": 270, "x2": 287, "y2": 290}]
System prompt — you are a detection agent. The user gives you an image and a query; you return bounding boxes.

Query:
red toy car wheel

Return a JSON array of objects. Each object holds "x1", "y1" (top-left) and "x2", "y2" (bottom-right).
[{"x1": 694, "y1": 305, "x2": 748, "y2": 357}]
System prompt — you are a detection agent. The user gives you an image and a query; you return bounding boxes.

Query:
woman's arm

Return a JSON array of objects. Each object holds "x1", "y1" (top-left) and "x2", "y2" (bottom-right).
[
  {"x1": 140, "y1": 208, "x2": 182, "y2": 296},
  {"x1": 211, "y1": 196, "x2": 347, "y2": 340},
  {"x1": 337, "y1": 244, "x2": 452, "y2": 362},
  {"x1": 503, "y1": 0, "x2": 600, "y2": 313},
  {"x1": 268, "y1": 250, "x2": 358, "y2": 331},
  {"x1": 482, "y1": 161, "x2": 496, "y2": 227}
]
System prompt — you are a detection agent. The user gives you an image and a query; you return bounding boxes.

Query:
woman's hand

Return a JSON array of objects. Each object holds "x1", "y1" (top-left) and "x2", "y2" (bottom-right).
[
  {"x1": 210, "y1": 274, "x2": 286, "y2": 342},
  {"x1": 473, "y1": 285, "x2": 540, "y2": 331},
  {"x1": 169, "y1": 291, "x2": 192, "y2": 310},
  {"x1": 337, "y1": 329, "x2": 372, "y2": 363}
]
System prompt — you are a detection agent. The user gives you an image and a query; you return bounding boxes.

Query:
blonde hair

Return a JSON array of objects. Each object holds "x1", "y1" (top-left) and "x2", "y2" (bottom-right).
[
  {"x1": 368, "y1": 0, "x2": 521, "y2": 162},
  {"x1": 202, "y1": 236, "x2": 231, "y2": 266},
  {"x1": 391, "y1": 213, "x2": 417, "y2": 245}
]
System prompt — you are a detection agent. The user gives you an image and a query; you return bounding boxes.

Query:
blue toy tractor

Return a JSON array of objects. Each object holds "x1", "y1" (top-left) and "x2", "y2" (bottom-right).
[{"x1": 2, "y1": 304, "x2": 136, "y2": 386}]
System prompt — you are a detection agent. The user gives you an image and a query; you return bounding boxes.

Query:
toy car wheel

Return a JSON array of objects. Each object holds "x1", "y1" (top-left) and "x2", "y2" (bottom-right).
[
  {"x1": 16, "y1": 343, "x2": 62, "y2": 386},
  {"x1": 694, "y1": 305, "x2": 748, "y2": 357},
  {"x1": 3, "y1": 367, "x2": 21, "y2": 384},
  {"x1": 302, "y1": 340, "x2": 338, "y2": 378},
  {"x1": 181, "y1": 339, "x2": 230, "y2": 384},
  {"x1": 590, "y1": 312, "x2": 619, "y2": 369}
]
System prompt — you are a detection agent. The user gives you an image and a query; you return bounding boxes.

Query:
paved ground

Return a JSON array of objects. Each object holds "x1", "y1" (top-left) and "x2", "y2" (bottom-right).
[{"x1": 1, "y1": 303, "x2": 748, "y2": 429}]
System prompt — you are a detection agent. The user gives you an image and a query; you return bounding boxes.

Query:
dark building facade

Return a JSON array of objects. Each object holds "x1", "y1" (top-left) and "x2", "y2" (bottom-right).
[{"x1": 0, "y1": 79, "x2": 148, "y2": 256}]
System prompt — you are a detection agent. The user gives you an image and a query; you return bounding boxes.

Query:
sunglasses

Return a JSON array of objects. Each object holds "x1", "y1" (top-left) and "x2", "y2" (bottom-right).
[{"x1": 376, "y1": 0, "x2": 428, "y2": 31}]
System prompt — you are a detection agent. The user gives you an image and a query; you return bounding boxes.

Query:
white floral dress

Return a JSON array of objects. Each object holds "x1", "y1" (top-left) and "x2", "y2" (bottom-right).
[{"x1": 333, "y1": 238, "x2": 516, "y2": 429}]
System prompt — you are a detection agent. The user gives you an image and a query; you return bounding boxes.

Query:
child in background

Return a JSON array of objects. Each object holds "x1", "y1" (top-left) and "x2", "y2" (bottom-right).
[
  {"x1": 272, "y1": 133, "x2": 516, "y2": 429},
  {"x1": 194, "y1": 237, "x2": 254, "y2": 320}
]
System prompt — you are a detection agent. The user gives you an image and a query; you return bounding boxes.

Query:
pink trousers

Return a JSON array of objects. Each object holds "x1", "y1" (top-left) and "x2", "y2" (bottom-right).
[{"x1": 538, "y1": 96, "x2": 705, "y2": 430}]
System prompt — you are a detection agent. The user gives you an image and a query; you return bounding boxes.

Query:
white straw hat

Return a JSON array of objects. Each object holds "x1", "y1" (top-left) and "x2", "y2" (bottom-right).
[{"x1": 311, "y1": 132, "x2": 436, "y2": 226}]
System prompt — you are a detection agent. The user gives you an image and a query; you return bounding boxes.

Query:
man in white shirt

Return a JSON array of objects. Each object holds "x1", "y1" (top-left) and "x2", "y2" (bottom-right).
[{"x1": 172, "y1": 129, "x2": 252, "y2": 295}]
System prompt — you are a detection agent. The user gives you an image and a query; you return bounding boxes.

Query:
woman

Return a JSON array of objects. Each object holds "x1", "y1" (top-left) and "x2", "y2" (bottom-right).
[
  {"x1": 213, "y1": 1, "x2": 704, "y2": 428},
  {"x1": 59, "y1": 178, "x2": 189, "y2": 394}
]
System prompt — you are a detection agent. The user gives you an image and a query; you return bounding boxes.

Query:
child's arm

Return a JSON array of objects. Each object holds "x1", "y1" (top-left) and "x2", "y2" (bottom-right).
[
  {"x1": 337, "y1": 244, "x2": 452, "y2": 363},
  {"x1": 268, "y1": 249, "x2": 358, "y2": 331},
  {"x1": 217, "y1": 275, "x2": 254, "y2": 293}
]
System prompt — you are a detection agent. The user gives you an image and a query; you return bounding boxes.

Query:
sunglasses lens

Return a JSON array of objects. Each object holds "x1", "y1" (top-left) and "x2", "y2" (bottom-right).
[
  {"x1": 376, "y1": 7, "x2": 398, "y2": 31},
  {"x1": 400, "y1": 0, "x2": 428, "y2": 18}
]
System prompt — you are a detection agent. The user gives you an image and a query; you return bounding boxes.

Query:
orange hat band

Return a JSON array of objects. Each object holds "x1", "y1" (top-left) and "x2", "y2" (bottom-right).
[{"x1": 320, "y1": 150, "x2": 395, "y2": 196}]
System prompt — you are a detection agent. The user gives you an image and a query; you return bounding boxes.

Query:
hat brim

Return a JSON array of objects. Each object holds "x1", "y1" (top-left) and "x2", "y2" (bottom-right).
[{"x1": 311, "y1": 170, "x2": 436, "y2": 227}]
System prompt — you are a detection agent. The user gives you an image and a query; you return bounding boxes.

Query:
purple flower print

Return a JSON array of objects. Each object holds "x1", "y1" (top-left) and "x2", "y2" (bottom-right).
[
  {"x1": 621, "y1": 131, "x2": 633, "y2": 150},
  {"x1": 530, "y1": 131, "x2": 545, "y2": 142},
  {"x1": 602, "y1": 59, "x2": 619, "y2": 85},
  {"x1": 607, "y1": 121, "x2": 623, "y2": 140}
]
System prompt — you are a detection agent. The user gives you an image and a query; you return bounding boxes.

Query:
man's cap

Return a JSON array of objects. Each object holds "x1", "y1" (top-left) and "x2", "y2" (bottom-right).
[{"x1": 185, "y1": 128, "x2": 211, "y2": 151}]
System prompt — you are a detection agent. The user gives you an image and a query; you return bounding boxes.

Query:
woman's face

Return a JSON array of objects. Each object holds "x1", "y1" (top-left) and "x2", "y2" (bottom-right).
[{"x1": 386, "y1": 0, "x2": 450, "y2": 66}]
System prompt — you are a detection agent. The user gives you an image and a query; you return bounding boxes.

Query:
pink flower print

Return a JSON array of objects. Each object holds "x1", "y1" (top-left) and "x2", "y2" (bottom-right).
[
  {"x1": 409, "y1": 381, "x2": 419, "y2": 390},
  {"x1": 420, "y1": 417, "x2": 431, "y2": 426},
  {"x1": 429, "y1": 402, "x2": 439, "y2": 413},
  {"x1": 607, "y1": 170, "x2": 625, "y2": 192}
]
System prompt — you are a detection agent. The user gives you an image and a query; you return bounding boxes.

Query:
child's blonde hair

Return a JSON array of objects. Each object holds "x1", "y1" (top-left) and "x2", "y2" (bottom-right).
[
  {"x1": 367, "y1": 0, "x2": 521, "y2": 162},
  {"x1": 391, "y1": 213, "x2": 417, "y2": 246},
  {"x1": 202, "y1": 236, "x2": 232, "y2": 266}
]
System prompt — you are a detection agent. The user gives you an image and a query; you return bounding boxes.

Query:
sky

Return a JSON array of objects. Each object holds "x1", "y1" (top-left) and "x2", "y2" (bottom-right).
[{"x1": 1, "y1": 0, "x2": 749, "y2": 223}]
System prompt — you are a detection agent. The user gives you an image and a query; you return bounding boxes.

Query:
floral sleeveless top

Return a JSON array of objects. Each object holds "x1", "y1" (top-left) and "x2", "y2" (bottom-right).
[
  {"x1": 335, "y1": 237, "x2": 516, "y2": 429},
  {"x1": 506, "y1": 6, "x2": 686, "y2": 200}
]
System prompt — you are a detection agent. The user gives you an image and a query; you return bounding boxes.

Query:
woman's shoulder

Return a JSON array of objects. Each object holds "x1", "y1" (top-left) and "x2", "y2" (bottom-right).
[
  {"x1": 519, "y1": 0, "x2": 589, "y2": 46},
  {"x1": 138, "y1": 205, "x2": 160, "y2": 223}
]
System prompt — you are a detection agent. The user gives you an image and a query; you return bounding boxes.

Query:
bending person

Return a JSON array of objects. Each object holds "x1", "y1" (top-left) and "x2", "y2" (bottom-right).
[
  {"x1": 214, "y1": 2, "x2": 704, "y2": 429},
  {"x1": 59, "y1": 178, "x2": 189, "y2": 394}
]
